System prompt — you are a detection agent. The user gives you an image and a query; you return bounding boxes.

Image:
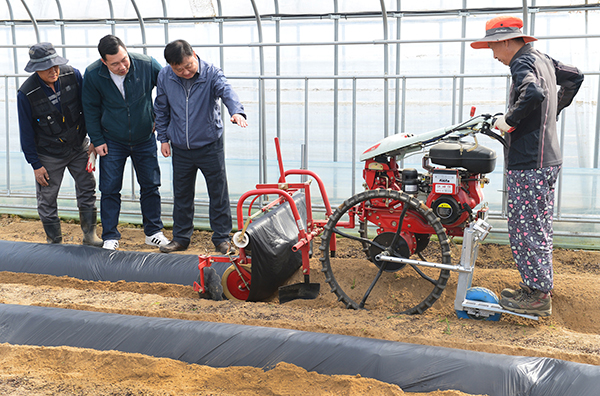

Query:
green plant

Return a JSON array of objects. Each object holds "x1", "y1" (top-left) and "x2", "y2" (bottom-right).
[{"x1": 439, "y1": 317, "x2": 452, "y2": 335}]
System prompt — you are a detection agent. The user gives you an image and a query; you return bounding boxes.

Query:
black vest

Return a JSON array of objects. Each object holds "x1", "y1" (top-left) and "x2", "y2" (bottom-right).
[{"x1": 18, "y1": 65, "x2": 85, "y2": 158}]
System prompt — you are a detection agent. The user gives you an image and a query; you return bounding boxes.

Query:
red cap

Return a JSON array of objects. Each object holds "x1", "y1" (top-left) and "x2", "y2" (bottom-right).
[{"x1": 471, "y1": 16, "x2": 537, "y2": 49}]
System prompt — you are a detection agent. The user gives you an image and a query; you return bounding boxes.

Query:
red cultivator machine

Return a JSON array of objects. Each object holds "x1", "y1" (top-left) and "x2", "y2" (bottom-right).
[{"x1": 195, "y1": 109, "x2": 540, "y2": 321}]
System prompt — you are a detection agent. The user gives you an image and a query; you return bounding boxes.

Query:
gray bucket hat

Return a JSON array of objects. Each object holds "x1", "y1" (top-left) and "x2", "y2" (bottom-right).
[{"x1": 25, "y1": 42, "x2": 68, "y2": 72}]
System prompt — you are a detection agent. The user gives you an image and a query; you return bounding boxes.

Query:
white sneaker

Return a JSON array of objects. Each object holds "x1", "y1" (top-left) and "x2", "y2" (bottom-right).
[
  {"x1": 145, "y1": 231, "x2": 169, "y2": 247},
  {"x1": 102, "y1": 239, "x2": 119, "y2": 250}
]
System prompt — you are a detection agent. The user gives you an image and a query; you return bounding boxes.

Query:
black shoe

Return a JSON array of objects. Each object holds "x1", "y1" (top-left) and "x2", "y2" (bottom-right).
[
  {"x1": 160, "y1": 241, "x2": 187, "y2": 253},
  {"x1": 215, "y1": 241, "x2": 234, "y2": 255}
]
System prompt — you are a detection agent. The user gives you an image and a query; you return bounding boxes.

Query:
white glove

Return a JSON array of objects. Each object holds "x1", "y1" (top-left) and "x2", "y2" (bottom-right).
[
  {"x1": 86, "y1": 152, "x2": 96, "y2": 173},
  {"x1": 493, "y1": 115, "x2": 514, "y2": 134}
]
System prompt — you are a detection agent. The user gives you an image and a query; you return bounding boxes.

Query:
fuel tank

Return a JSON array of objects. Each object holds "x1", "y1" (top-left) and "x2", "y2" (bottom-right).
[{"x1": 429, "y1": 139, "x2": 496, "y2": 174}]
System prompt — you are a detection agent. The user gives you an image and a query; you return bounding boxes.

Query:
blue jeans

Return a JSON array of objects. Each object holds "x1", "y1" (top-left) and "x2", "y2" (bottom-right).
[
  {"x1": 171, "y1": 136, "x2": 232, "y2": 247},
  {"x1": 99, "y1": 137, "x2": 163, "y2": 240}
]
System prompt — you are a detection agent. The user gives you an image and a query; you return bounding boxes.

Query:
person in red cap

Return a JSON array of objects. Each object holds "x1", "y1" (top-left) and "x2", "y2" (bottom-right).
[{"x1": 472, "y1": 16, "x2": 584, "y2": 316}]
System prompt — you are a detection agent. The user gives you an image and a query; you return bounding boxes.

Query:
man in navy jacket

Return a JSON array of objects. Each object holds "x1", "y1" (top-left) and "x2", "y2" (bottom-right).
[{"x1": 154, "y1": 39, "x2": 247, "y2": 254}]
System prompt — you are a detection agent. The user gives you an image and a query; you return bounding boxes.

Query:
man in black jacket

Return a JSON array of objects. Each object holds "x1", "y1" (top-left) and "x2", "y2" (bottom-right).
[
  {"x1": 472, "y1": 16, "x2": 584, "y2": 316},
  {"x1": 17, "y1": 42, "x2": 102, "y2": 247}
]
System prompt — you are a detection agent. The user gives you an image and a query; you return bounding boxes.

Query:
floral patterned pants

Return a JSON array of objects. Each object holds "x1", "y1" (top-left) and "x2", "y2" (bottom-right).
[{"x1": 506, "y1": 166, "x2": 561, "y2": 293}]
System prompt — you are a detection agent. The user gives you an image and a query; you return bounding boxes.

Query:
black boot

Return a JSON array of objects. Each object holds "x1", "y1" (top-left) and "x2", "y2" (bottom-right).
[
  {"x1": 79, "y1": 208, "x2": 103, "y2": 247},
  {"x1": 42, "y1": 220, "x2": 62, "y2": 244}
]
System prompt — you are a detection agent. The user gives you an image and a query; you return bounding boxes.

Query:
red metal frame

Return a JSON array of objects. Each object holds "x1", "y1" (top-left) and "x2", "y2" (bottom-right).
[{"x1": 194, "y1": 137, "x2": 353, "y2": 298}]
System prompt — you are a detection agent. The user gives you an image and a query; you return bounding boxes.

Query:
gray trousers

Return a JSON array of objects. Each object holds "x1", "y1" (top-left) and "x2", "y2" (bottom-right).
[{"x1": 36, "y1": 144, "x2": 97, "y2": 222}]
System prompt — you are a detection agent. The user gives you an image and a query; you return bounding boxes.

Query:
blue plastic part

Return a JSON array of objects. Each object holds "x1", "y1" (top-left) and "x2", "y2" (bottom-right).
[{"x1": 456, "y1": 286, "x2": 502, "y2": 321}]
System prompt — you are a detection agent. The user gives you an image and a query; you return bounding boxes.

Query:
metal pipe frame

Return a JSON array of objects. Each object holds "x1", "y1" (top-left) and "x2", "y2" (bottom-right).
[
  {"x1": 380, "y1": 0, "x2": 389, "y2": 138},
  {"x1": 3, "y1": 32, "x2": 600, "y2": 50},
  {"x1": 3, "y1": 0, "x2": 14, "y2": 196},
  {"x1": 53, "y1": 0, "x2": 66, "y2": 57},
  {"x1": 4, "y1": 76, "x2": 10, "y2": 194},
  {"x1": 274, "y1": 0, "x2": 281, "y2": 141},
  {"x1": 332, "y1": 0, "x2": 338, "y2": 161},
  {"x1": 107, "y1": 0, "x2": 115, "y2": 35},
  {"x1": 457, "y1": 2, "x2": 467, "y2": 124},
  {"x1": 4, "y1": 3, "x2": 600, "y2": 25},
  {"x1": 4, "y1": 0, "x2": 19, "y2": 92},
  {"x1": 160, "y1": 0, "x2": 168, "y2": 43},
  {"x1": 394, "y1": 0, "x2": 401, "y2": 136},
  {"x1": 18, "y1": 0, "x2": 38, "y2": 41},
  {"x1": 249, "y1": 0, "x2": 266, "y2": 186}
]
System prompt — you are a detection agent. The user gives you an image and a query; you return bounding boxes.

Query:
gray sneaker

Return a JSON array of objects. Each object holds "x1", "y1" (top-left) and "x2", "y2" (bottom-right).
[
  {"x1": 499, "y1": 284, "x2": 552, "y2": 317},
  {"x1": 500, "y1": 282, "x2": 527, "y2": 299}
]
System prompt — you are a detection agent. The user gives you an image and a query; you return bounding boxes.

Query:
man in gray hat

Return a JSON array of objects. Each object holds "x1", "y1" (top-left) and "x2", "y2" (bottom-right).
[
  {"x1": 17, "y1": 42, "x2": 102, "y2": 246},
  {"x1": 471, "y1": 16, "x2": 584, "y2": 316}
]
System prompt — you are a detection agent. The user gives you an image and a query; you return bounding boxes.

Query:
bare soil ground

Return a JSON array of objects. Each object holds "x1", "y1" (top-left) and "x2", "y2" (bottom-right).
[{"x1": 1, "y1": 213, "x2": 599, "y2": 395}]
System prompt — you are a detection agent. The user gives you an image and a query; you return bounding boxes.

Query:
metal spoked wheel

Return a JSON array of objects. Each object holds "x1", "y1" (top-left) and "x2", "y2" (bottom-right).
[{"x1": 319, "y1": 189, "x2": 452, "y2": 315}]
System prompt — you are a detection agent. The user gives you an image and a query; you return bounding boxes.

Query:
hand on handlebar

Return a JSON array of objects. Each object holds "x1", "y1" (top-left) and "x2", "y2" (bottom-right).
[
  {"x1": 479, "y1": 114, "x2": 509, "y2": 149},
  {"x1": 493, "y1": 114, "x2": 515, "y2": 134}
]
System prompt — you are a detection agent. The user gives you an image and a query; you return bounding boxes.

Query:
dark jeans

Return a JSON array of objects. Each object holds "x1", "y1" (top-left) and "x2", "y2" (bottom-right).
[
  {"x1": 171, "y1": 136, "x2": 232, "y2": 247},
  {"x1": 99, "y1": 137, "x2": 163, "y2": 240}
]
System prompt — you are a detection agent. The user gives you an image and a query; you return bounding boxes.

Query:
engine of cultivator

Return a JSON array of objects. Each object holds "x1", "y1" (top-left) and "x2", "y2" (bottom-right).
[{"x1": 359, "y1": 136, "x2": 494, "y2": 259}]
